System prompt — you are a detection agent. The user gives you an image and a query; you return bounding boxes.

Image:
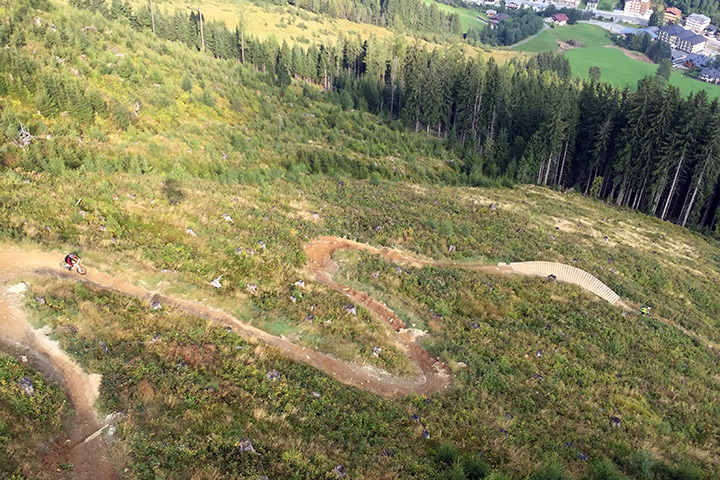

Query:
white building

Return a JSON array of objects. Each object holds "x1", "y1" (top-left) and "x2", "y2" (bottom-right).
[
  {"x1": 700, "y1": 67, "x2": 720, "y2": 84},
  {"x1": 658, "y1": 24, "x2": 707, "y2": 53},
  {"x1": 623, "y1": 0, "x2": 650, "y2": 15},
  {"x1": 685, "y1": 13, "x2": 711, "y2": 33}
]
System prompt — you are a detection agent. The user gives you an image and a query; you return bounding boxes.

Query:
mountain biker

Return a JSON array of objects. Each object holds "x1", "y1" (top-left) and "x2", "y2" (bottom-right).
[
  {"x1": 64, "y1": 253, "x2": 80, "y2": 270},
  {"x1": 640, "y1": 305, "x2": 650, "y2": 316}
]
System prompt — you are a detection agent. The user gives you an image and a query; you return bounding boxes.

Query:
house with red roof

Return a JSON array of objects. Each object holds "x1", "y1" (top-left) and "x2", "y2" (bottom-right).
[
  {"x1": 552, "y1": 13, "x2": 569, "y2": 26},
  {"x1": 664, "y1": 7, "x2": 682, "y2": 23}
]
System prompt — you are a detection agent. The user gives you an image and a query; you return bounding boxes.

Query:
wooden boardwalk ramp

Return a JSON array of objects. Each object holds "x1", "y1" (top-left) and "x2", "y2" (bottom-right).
[{"x1": 505, "y1": 261, "x2": 621, "y2": 305}]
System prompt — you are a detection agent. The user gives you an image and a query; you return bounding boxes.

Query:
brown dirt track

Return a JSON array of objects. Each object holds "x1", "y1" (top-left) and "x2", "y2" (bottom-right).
[
  {"x1": 3, "y1": 237, "x2": 714, "y2": 478},
  {"x1": 0, "y1": 247, "x2": 119, "y2": 480},
  {"x1": 0, "y1": 241, "x2": 453, "y2": 478}
]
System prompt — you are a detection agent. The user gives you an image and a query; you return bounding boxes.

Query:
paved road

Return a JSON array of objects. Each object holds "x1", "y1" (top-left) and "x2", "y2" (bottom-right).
[
  {"x1": 509, "y1": 23, "x2": 550, "y2": 48},
  {"x1": 590, "y1": 8, "x2": 650, "y2": 25},
  {"x1": 580, "y1": 19, "x2": 641, "y2": 33}
]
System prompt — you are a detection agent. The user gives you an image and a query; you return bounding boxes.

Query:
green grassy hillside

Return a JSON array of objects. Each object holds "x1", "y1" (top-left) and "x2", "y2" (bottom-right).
[
  {"x1": 514, "y1": 23, "x2": 612, "y2": 52},
  {"x1": 419, "y1": 0, "x2": 488, "y2": 31},
  {"x1": 118, "y1": 0, "x2": 509, "y2": 60},
  {"x1": 515, "y1": 23, "x2": 720, "y2": 97},
  {"x1": 0, "y1": 3, "x2": 463, "y2": 181},
  {"x1": 565, "y1": 46, "x2": 720, "y2": 97},
  {"x1": 7, "y1": 173, "x2": 720, "y2": 478},
  {"x1": 2, "y1": 0, "x2": 720, "y2": 479},
  {"x1": 0, "y1": 354, "x2": 69, "y2": 479}
]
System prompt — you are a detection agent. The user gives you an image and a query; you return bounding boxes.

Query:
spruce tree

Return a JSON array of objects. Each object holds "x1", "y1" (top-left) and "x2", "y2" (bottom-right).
[
  {"x1": 276, "y1": 60, "x2": 291, "y2": 89},
  {"x1": 656, "y1": 59, "x2": 672, "y2": 81},
  {"x1": 181, "y1": 75, "x2": 193, "y2": 93},
  {"x1": 36, "y1": 85, "x2": 59, "y2": 117},
  {"x1": 648, "y1": 9, "x2": 664, "y2": 27}
]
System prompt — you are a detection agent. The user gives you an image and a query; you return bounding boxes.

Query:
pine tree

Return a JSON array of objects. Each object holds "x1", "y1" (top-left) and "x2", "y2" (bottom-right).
[
  {"x1": 36, "y1": 84, "x2": 59, "y2": 117},
  {"x1": 613, "y1": 78, "x2": 662, "y2": 207},
  {"x1": 648, "y1": 9, "x2": 664, "y2": 27},
  {"x1": 681, "y1": 125, "x2": 720, "y2": 226},
  {"x1": 276, "y1": 60, "x2": 291, "y2": 89},
  {"x1": 70, "y1": 87, "x2": 94, "y2": 123},
  {"x1": 656, "y1": 59, "x2": 672, "y2": 81},
  {"x1": 455, "y1": 59, "x2": 485, "y2": 148},
  {"x1": 364, "y1": 36, "x2": 389, "y2": 84},
  {"x1": 658, "y1": 99, "x2": 697, "y2": 220},
  {"x1": 518, "y1": 130, "x2": 546, "y2": 183},
  {"x1": 304, "y1": 45, "x2": 320, "y2": 82},
  {"x1": 648, "y1": 86, "x2": 682, "y2": 214},
  {"x1": 401, "y1": 45, "x2": 426, "y2": 132},
  {"x1": 181, "y1": 74, "x2": 193, "y2": 93}
]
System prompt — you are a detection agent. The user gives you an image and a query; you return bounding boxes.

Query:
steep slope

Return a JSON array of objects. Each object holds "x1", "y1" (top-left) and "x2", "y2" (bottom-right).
[{"x1": 1, "y1": 0, "x2": 720, "y2": 479}]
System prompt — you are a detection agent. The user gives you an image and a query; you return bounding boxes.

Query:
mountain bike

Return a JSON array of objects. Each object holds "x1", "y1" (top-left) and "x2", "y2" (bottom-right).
[{"x1": 60, "y1": 258, "x2": 87, "y2": 275}]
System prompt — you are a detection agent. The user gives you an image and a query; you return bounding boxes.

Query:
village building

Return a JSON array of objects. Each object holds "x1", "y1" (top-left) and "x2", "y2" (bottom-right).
[
  {"x1": 658, "y1": 24, "x2": 707, "y2": 53},
  {"x1": 623, "y1": 0, "x2": 650, "y2": 16},
  {"x1": 551, "y1": 13, "x2": 569, "y2": 26},
  {"x1": 699, "y1": 67, "x2": 720, "y2": 84},
  {"x1": 664, "y1": 7, "x2": 682, "y2": 23},
  {"x1": 685, "y1": 13, "x2": 711, "y2": 33},
  {"x1": 490, "y1": 12, "x2": 511, "y2": 25}
]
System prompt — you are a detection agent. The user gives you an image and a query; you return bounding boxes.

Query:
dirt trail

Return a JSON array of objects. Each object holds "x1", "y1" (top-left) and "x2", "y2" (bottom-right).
[
  {"x1": 0, "y1": 243, "x2": 452, "y2": 416},
  {"x1": 0, "y1": 247, "x2": 118, "y2": 480},
  {"x1": 304, "y1": 237, "x2": 453, "y2": 393},
  {"x1": 1, "y1": 238, "x2": 716, "y2": 478},
  {"x1": 303, "y1": 237, "x2": 720, "y2": 353}
]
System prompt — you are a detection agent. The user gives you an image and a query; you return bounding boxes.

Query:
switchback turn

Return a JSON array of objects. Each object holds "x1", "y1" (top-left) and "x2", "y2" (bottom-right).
[{"x1": 3, "y1": 237, "x2": 711, "y2": 479}]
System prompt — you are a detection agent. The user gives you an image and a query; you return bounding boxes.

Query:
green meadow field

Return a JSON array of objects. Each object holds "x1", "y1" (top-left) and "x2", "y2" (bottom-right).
[
  {"x1": 566, "y1": 46, "x2": 720, "y2": 97},
  {"x1": 5, "y1": 0, "x2": 720, "y2": 477},
  {"x1": 419, "y1": 0, "x2": 488, "y2": 31},
  {"x1": 597, "y1": 0, "x2": 620, "y2": 9},
  {"x1": 516, "y1": 23, "x2": 720, "y2": 97},
  {"x1": 513, "y1": 23, "x2": 612, "y2": 52}
]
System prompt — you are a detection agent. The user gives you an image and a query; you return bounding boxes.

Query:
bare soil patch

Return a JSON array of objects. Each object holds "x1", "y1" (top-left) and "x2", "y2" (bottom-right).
[{"x1": 608, "y1": 45, "x2": 654, "y2": 64}]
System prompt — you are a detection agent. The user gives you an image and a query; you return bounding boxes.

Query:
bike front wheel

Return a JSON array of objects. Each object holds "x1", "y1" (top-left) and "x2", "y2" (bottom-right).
[{"x1": 76, "y1": 265, "x2": 87, "y2": 275}]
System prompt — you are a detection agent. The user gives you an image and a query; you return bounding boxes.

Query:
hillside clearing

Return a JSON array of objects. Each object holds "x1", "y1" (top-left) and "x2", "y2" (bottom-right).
[
  {"x1": 513, "y1": 23, "x2": 612, "y2": 52},
  {"x1": 418, "y1": 0, "x2": 488, "y2": 31},
  {"x1": 516, "y1": 23, "x2": 720, "y2": 97},
  {"x1": 565, "y1": 46, "x2": 720, "y2": 97},
  {"x1": 117, "y1": 0, "x2": 523, "y2": 63}
]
